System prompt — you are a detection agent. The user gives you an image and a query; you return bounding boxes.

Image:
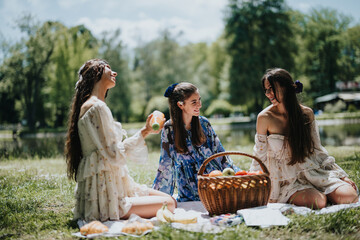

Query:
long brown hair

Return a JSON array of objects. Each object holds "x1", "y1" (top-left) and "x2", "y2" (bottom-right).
[
  {"x1": 262, "y1": 68, "x2": 314, "y2": 165},
  {"x1": 65, "y1": 59, "x2": 108, "y2": 181},
  {"x1": 167, "y1": 82, "x2": 206, "y2": 153}
]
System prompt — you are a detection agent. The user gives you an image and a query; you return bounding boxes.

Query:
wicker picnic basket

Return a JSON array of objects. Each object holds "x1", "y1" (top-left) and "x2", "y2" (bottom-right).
[{"x1": 197, "y1": 151, "x2": 271, "y2": 215}]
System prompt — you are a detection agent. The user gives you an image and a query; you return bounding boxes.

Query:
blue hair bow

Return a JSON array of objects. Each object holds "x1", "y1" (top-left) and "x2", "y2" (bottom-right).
[
  {"x1": 295, "y1": 80, "x2": 303, "y2": 93},
  {"x1": 164, "y1": 83, "x2": 179, "y2": 97}
]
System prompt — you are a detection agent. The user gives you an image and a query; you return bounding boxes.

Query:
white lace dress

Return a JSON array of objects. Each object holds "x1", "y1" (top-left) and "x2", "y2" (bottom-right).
[
  {"x1": 250, "y1": 121, "x2": 349, "y2": 203},
  {"x1": 73, "y1": 98, "x2": 149, "y2": 221}
]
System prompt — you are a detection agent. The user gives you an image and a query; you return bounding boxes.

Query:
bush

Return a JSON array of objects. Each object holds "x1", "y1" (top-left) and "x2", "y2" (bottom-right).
[
  {"x1": 144, "y1": 96, "x2": 169, "y2": 117},
  {"x1": 324, "y1": 100, "x2": 346, "y2": 113},
  {"x1": 347, "y1": 104, "x2": 358, "y2": 112},
  {"x1": 205, "y1": 99, "x2": 233, "y2": 117}
]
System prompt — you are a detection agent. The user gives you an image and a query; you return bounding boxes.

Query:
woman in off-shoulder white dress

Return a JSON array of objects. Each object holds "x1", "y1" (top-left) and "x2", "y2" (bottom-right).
[
  {"x1": 250, "y1": 68, "x2": 358, "y2": 209},
  {"x1": 65, "y1": 59, "x2": 176, "y2": 222}
]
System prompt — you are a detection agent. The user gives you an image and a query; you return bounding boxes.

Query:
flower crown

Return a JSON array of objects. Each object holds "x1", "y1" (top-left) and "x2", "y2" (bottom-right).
[
  {"x1": 294, "y1": 80, "x2": 303, "y2": 94},
  {"x1": 164, "y1": 83, "x2": 179, "y2": 97}
]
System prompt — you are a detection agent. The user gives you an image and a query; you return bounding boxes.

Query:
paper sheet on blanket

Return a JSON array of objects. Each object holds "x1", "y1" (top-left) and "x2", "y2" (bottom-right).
[
  {"x1": 236, "y1": 199, "x2": 360, "y2": 228},
  {"x1": 237, "y1": 206, "x2": 290, "y2": 228}
]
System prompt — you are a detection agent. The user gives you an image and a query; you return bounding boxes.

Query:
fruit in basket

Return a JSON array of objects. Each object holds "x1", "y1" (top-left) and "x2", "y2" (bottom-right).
[
  {"x1": 222, "y1": 168, "x2": 235, "y2": 176},
  {"x1": 235, "y1": 170, "x2": 247, "y2": 176},
  {"x1": 209, "y1": 170, "x2": 223, "y2": 177},
  {"x1": 247, "y1": 170, "x2": 264, "y2": 175}
]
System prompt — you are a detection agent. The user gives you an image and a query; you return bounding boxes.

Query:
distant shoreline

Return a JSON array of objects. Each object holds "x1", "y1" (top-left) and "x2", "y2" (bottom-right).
[{"x1": 1, "y1": 112, "x2": 360, "y2": 139}]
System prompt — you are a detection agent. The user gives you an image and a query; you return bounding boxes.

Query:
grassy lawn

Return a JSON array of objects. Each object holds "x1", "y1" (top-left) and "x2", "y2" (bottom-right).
[{"x1": 0, "y1": 146, "x2": 360, "y2": 239}]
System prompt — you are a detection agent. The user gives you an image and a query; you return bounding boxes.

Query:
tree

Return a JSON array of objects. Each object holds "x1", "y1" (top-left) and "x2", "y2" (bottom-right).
[
  {"x1": 100, "y1": 29, "x2": 131, "y2": 122},
  {"x1": 132, "y1": 29, "x2": 189, "y2": 119},
  {"x1": 47, "y1": 24, "x2": 98, "y2": 127},
  {"x1": 0, "y1": 15, "x2": 58, "y2": 130},
  {"x1": 339, "y1": 25, "x2": 360, "y2": 82},
  {"x1": 303, "y1": 8, "x2": 351, "y2": 97},
  {"x1": 224, "y1": 0, "x2": 296, "y2": 113},
  {"x1": 0, "y1": 36, "x2": 19, "y2": 123}
]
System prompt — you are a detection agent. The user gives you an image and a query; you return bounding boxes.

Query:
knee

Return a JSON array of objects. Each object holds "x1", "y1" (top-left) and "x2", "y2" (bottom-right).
[
  {"x1": 166, "y1": 196, "x2": 177, "y2": 212},
  {"x1": 333, "y1": 191, "x2": 359, "y2": 204},
  {"x1": 328, "y1": 185, "x2": 359, "y2": 204},
  {"x1": 312, "y1": 196, "x2": 327, "y2": 209},
  {"x1": 289, "y1": 189, "x2": 327, "y2": 209}
]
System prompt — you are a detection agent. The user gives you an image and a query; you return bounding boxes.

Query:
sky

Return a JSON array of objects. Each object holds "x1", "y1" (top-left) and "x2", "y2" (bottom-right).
[{"x1": 0, "y1": 0, "x2": 359, "y2": 50}]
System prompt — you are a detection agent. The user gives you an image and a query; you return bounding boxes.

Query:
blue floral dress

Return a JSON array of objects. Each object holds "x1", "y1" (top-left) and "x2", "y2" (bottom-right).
[{"x1": 152, "y1": 116, "x2": 239, "y2": 202}]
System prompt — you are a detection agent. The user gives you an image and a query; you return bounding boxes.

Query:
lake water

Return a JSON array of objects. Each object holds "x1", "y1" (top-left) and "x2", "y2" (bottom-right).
[{"x1": 1, "y1": 120, "x2": 360, "y2": 159}]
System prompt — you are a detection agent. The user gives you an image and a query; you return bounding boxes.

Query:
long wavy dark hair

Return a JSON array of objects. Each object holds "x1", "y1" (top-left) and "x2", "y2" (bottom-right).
[
  {"x1": 65, "y1": 59, "x2": 108, "y2": 181},
  {"x1": 168, "y1": 82, "x2": 206, "y2": 153},
  {"x1": 262, "y1": 68, "x2": 314, "y2": 165}
]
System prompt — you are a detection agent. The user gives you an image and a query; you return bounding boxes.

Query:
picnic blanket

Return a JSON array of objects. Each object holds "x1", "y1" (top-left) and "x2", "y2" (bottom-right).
[{"x1": 73, "y1": 199, "x2": 360, "y2": 238}]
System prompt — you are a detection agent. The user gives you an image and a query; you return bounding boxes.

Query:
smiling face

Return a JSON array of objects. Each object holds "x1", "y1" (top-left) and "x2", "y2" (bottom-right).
[
  {"x1": 264, "y1": 78, "x2": 283, "y2": 106},
  {"x1": 100, "y1": 64, "x2": 117, "y2": 90},
  {"x1": 178, "y1": 90, "x2": 202, "y2": 118}
]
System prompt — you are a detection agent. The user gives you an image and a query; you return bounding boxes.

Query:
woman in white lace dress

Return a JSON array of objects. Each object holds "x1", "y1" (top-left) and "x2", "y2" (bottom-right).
[
  {"x1": 65, "y1": 59, "x2": 176, "y2": 221},
  {"x1": 251, "y1": 68, "x2": 358, "y2": 209}
]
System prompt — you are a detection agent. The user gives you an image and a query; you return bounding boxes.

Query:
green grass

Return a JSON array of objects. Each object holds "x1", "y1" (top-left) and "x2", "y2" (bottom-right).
[{"x1": 0, "y1": 146, "x2": 360, "y2": 239}]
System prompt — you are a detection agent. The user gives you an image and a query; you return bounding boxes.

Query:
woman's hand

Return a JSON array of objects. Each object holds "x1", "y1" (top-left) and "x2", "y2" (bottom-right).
[
  {"x1": 141, "y1": 113, "x2": 164, "y2": 138},
  {"x1": 341, "y1": 177, "x2": 357, "y2": 191}
]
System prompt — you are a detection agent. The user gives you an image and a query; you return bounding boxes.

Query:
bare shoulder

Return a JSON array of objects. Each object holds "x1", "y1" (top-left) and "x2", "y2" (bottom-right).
[
  {"x1": 256, "y1": 107, "x2": 273, "y2": 134},
  {"x1": 257, "y1": 106, "x2": 273, "y2": 121},
  {"x1": 301, "y1": 105, "x2": 315, "y2": 122}
]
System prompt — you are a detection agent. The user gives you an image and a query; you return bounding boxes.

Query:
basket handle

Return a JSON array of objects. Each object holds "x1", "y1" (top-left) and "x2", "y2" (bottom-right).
[{"x1": 198, "y1": 151, "x2": 269, "y2": 176}]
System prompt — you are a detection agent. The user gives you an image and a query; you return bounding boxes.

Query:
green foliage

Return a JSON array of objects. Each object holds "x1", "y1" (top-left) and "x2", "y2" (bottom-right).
[
  {"x1": 303, "y1": 8, "x2": 351, "y2": 97},
  {"x1": 0, "y1": 15, "x2": 58, "y2": 129},
  {"x1": 347, "y1": 104, "x2": 358, "y2": 112},
  {"x1": 100, "y1": 29, "x2": 131, "y2": 122},
  {"x1": 144, "y1": 96, "x2": 169, "y2": 117},
  {"x1": 205, "y1": 99, "x2": 233, "y2": 117},
  {"x1": 133, "y1": 29, "x2": 189, "y2": 106},
  {"x1": 225, "y1": 0, "x2": 296, "y2": 113},
  {"x1": 324, "y1": 100, "x2": 346, "y2": 113},
  {"x1": 47, "y1": 24, "x2": 99, "y2": 127},
  {"x1": 2, "y1": 7, "x2": 360, "y2": 127}
]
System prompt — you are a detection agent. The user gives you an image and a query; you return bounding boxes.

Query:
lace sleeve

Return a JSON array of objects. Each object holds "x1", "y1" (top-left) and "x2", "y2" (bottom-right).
[
  {"x1": 311, "y1": 121, "x2": 348, "y2": 177},
  {"x1": 84, "y1": 102, "x2": 127, "y2": 167},
  {"x1": 250, "y1": 134, "x2": 268, "y2": 172},
  {"x1": 116, "y1": 122, "x2": 148, "y2": 164}
]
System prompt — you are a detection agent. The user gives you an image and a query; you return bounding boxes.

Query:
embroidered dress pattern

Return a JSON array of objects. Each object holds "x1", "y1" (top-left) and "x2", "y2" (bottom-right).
[
  {"x1": 74, "y1": 97, "x2": 150, "y2": 222},
  {"x1": 152, "y1": 116, "x2": 239, "y2": 202},
  {"x1": 250, "y1": 120, "x2": 349, "y2": 203}
]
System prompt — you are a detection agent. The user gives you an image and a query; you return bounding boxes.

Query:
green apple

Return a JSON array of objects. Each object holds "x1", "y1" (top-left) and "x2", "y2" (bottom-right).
[{"x1": 222, "y1": 168, "x2": 235, "y2": 176}]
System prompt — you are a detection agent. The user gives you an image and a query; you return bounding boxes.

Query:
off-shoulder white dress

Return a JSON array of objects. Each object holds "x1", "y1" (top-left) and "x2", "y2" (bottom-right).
[
  {"x1": 73, "y1": 97, "x2": 149, "y2": 221},
  {"x1": 250, "y1": 121, "x2": 349, "y2": 203}
]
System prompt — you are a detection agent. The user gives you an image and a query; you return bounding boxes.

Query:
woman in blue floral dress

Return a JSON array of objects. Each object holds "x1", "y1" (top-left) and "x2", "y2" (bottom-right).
[{"x1": 152, "y1": 82, "x2": 239, "y2": 202}]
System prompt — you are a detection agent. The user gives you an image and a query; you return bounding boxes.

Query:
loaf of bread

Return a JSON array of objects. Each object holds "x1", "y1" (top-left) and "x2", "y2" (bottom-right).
[
  {"x1": 80, "y1": 221, "x2": 109, "y2": 236},
  {"x1": 121, "y1": 221, "x2": 154, "y2": 235}
]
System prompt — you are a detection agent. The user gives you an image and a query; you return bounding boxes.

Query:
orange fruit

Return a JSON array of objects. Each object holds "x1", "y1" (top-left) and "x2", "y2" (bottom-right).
[
  {"x1": 209, "y1": 170, "x2": 223, "y2": 177},
  {"x1": 235, "y1": 170, "x2": 248, "y2": 176},
  {"x1": 247, "y1": 170, "x2": 264, "y2": 175}
]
